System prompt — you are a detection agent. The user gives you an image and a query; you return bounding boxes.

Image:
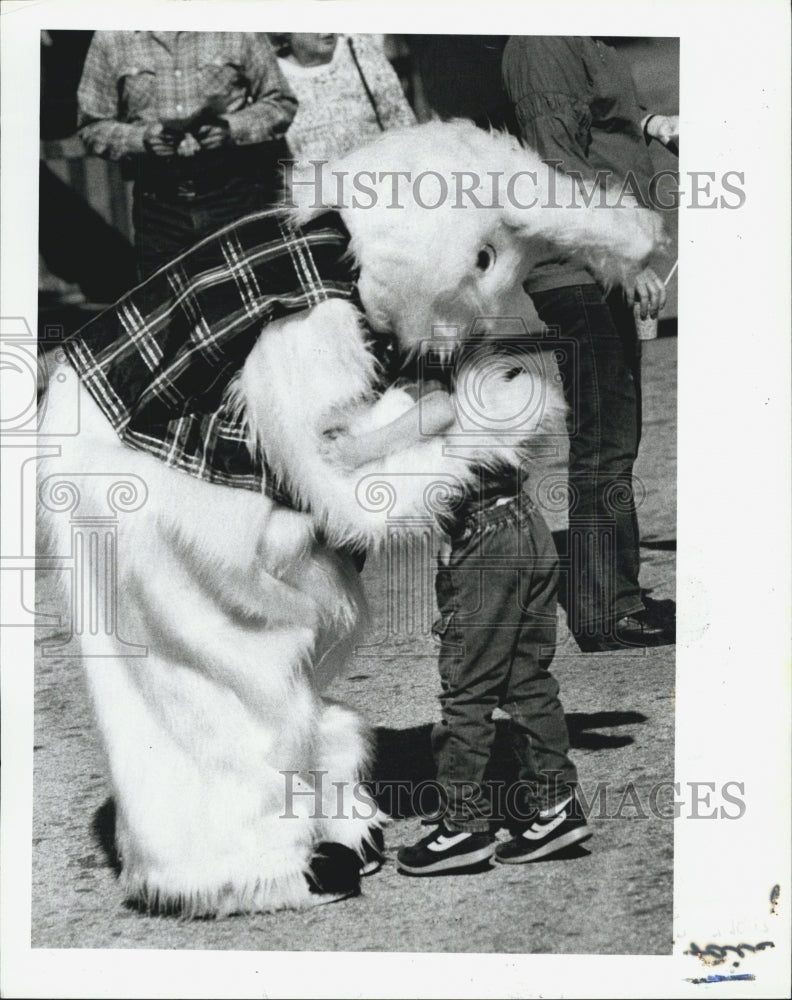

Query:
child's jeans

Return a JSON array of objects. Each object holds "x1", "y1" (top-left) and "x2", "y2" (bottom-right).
[{"x1": 431, "y1": 492, "x2": 577, "y2": 833}]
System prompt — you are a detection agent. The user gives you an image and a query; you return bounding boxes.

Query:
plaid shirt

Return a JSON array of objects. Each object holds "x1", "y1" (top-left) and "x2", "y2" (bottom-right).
[
  {"x1": 78, "y1": 31, "x2": 297, "y2": 158},
  {"x1": 64, "y1": 210, "x2": 370, "y2": 506}
]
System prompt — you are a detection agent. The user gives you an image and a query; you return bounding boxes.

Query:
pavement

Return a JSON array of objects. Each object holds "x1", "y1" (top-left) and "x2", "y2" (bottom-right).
[{"x1": 32, "y1": 335, "x2": 676, "y2": 954}]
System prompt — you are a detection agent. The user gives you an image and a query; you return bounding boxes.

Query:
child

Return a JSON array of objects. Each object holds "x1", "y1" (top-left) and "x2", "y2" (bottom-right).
[{"x1": 330, "y1": 340, "x2": 591, "y2": 873}]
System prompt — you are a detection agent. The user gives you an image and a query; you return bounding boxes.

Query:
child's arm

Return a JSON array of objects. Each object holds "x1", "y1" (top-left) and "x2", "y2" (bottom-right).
[{"x1": 326, "y1": 388, "x2": 456, "y2": 469}]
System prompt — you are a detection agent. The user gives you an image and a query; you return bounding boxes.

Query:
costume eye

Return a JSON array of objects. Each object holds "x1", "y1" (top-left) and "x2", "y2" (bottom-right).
[{"x1": 476, "y1": 245, "x2": 496, "y2": 272}]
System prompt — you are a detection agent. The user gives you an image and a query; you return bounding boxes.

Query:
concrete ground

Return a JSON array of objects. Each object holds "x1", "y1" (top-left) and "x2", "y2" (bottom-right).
[{"x1": 32, "y1": 336, "x2": 676, "y2": 955}]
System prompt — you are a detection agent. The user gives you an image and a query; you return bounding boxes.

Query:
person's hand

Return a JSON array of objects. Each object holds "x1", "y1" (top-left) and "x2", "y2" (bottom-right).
[
  {"x1": 196, "y1": 120, "x2": 231, "y2": 150},
  {"x1": 143, "y1": 121, "x2": 178, "y2": 157},
  {"x1": 320, "y1": 426, "x2": 361, "y2": 470},
  {"x1": 177, "y1": 133, "x2": 201, "y2": 157},
  {"x1": 644, "y1": 114, "x2": 679, "y2": 148},
  {"x1": 626, "y1": 267, "x2": 667, "y2": 320}
]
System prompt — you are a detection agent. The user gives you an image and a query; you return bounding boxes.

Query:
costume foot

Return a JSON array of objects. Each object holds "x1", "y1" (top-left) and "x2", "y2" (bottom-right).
[
  {"x1": 642, "y1": 595, "x2": 676, "y2": 623},
  {"x1": 306, "y1": 842, "x2": 362, "y2": 899}
]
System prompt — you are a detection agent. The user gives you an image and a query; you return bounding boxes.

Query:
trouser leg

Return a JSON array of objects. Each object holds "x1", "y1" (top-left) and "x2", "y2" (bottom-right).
[
  {"x1": 132, "y1": 190, "x2": 193, "y2": 280},
  {"x1": 531, "y1": 284, "x2": 644, "y2": 634},
  {"x1": 132, "y1": 179, "x2": 273, "y2": 281},
  {"x1": 500, "y1": 502, "x2": 577, "y2": 817},
  {"x1": 432, "y1": 496, "x2": 571, "y2": 831}
]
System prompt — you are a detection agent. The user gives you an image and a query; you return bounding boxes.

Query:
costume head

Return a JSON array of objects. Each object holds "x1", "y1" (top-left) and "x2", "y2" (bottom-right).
[{"x1": 288, "y1": 120, "x2": 663, "y2": 352}]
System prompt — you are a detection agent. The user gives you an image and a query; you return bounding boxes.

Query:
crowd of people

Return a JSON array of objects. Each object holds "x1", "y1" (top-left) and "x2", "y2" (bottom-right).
[
  {"x1": 75, "y1": 31, "x2": 416, "y2": 278},
  {"x1": 53, "y1": 31, "x2": 678, "y2": 878}
]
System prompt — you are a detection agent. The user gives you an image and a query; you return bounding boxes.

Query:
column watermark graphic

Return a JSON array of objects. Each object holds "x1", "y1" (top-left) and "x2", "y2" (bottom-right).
[
  {"x1": 37, "y1": 473, "x2": 148, "y2": 657},
  {"x1": 2, "y1": 320, "x2": 148, "y2": 655}
]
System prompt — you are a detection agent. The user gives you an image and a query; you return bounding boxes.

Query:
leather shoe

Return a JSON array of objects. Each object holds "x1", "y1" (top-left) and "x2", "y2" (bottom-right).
[{"x1": 575, "y1": 608, "x2": 675, "y2": 652}]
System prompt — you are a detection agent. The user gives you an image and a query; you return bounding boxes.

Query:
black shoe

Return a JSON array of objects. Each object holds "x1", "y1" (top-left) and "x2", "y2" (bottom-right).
[
  {"x1": 360, "y1": 826, "x2": 385, "y2": 877},
  {"x1": 575, "y1": 608, "x2": 675, "y2": 652},
  {"x1": 495, "y1": 801, "x2": 592, "y2": 864},
  {"x1": 397, "y1": 823, "x2": 495, "y2": 875},
  {"x1": 642, "y1": 595, "x2": 676, "y2": 624}
]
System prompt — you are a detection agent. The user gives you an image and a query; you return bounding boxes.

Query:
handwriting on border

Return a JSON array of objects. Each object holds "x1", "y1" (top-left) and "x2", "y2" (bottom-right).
[{"x1": 685, "y1": 940, "x2": 775, "y2": 965}]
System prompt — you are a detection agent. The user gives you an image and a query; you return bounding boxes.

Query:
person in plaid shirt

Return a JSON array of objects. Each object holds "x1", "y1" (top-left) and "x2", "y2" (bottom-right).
[{"x1": 78, "y1": 31, "x2": 297, "y2": 279}]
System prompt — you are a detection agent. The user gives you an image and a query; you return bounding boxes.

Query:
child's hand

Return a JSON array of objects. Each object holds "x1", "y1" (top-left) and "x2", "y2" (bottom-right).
[
  {"x1": 321, "y1": 426, "x2": 360, "y2": 470},
  {"x1": 322, "y1": 424, "x2": 348, "y2": 442}
]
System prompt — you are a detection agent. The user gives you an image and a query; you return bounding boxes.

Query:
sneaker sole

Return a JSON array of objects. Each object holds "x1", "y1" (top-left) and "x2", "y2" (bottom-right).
[
  {"x1": 495, "y1": 826, "x2": 592, "y2": 864},
  {"x1": 397, "y1": 843, "x2": 496, "y2": 875}
]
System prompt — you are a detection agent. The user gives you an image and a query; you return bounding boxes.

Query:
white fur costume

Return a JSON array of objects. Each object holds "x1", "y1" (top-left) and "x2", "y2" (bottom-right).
[{"x1": 38, "y1": 122, "x2": 662, "y2": 916}]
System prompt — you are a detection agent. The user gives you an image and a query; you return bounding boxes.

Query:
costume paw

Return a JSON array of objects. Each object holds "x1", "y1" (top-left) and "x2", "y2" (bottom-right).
[{"x1": 306, "y1": 842, "x2": 364, "y2": 898}]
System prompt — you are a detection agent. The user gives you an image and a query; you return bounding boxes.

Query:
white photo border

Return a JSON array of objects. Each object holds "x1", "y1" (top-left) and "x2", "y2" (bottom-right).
[{"x1": 1, "y1": 1, "x2": 790, "y2": 997}]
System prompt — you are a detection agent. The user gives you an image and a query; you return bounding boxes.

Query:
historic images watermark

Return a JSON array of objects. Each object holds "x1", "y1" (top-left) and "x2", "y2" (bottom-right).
[
  {"x1": 281, "y1": 159, "x2": 746, "y2": 213},
  {"x1": 279, "y1": 771, "x2": 747, "y2": 823}
]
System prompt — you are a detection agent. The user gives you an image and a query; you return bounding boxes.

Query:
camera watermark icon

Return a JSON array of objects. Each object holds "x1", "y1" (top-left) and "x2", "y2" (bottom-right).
[{"x1": 1, "y1": 318, "x2": 147, "y2": 653}]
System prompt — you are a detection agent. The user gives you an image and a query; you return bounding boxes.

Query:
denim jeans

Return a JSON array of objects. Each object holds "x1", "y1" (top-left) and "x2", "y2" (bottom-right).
[
  {"x1": 530, "y1": 283, "x2": 645, "y2": 636},
  {"x1": 432, "y1": 492, "x2": 577, "y2": 832},
  {"x1": 132, "y1": 177, "x2": 274, "y2": 280}
]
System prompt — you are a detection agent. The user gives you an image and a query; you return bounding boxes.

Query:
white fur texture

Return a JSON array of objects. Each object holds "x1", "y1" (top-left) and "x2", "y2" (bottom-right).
[
  {"x1": 38, "y1": 120, "x2": 657, "y2": 918},
  {"x1": 40, "y1": 366, "x2": 384, "y2": 917},
  {"x1": 289, "y1": 120, "x2": 664, "y2": 350},
  {"x1": 232, "y1": 298, "x2": 560, "y2": 550}
]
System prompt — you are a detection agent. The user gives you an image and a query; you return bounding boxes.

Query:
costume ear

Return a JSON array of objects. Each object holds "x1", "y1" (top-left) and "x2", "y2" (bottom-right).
[{"x1": 502, "y1": 163, "x2": 665, "y2": 288}]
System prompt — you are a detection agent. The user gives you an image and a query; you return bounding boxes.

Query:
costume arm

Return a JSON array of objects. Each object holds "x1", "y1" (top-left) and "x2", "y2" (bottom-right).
[
  {"x1": 77, "y1": 33, "x2": 148, "y2": 158},
  {"x1": 330, "y1": 388, "x2": 455, "y2": 469},
  {"x1": 219, "y1": 34, "x2": 298, "y2": 145}
]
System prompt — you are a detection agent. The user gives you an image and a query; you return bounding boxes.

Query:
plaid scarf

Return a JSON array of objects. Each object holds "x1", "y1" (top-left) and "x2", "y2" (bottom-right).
[{"x1": 64, "y1": 210, "x2": 364, "y2": 506}]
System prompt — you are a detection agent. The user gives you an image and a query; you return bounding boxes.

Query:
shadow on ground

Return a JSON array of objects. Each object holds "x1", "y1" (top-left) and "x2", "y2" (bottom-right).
[
  {"x1": 91, "y1": 709, "x2": 648, "y2": 871},
  {"x1": 370, "y1": 711, "x2": 647, "y2": 819}
]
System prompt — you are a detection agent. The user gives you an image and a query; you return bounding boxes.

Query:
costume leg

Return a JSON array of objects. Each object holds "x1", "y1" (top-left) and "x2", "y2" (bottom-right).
[{"x1": 312, "y1": 700, "x2": 385, "y2": 853}]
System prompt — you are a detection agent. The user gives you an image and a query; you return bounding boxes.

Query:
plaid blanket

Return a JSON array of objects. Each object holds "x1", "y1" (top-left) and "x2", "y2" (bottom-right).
[{"x1": 64, "y1": 210, "x2": 364, "y2": 505}]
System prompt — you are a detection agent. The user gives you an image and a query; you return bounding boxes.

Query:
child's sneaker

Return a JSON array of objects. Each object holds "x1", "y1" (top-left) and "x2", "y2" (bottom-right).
[
  {"x1": 397, "y1": 823, "x2": 495, "y2": 875},
  {"x1": 495, "y1": 796, "x2": 592, "y2": 864}
]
